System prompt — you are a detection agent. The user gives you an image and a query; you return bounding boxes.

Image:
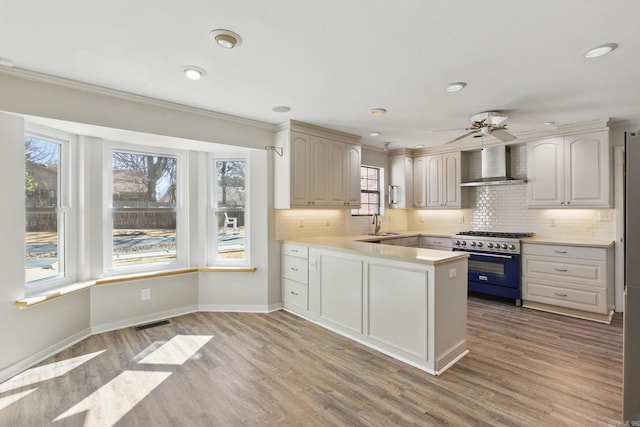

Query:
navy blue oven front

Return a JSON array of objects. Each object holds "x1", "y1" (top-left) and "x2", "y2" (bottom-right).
[{"x1": 453, "y1": 248, "x2": 522, "y2": 305}]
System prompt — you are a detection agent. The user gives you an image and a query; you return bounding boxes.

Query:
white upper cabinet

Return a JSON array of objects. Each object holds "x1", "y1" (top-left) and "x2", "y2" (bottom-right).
[
  {"x1": 527, "y1": 130, "x2": 610, "y2": 208},
  {"x1": 274, "y1": 121, "x2": 361, "y2": 209},
  {"x1": 413, "y1": 156, "x2": 426, "y2": 207},
  {"x1": 425, "y1": 152, "x2": 465, "y2": 208},
  {"x1": 389, "y1": 153, "x2": 413, "y2": 208}
]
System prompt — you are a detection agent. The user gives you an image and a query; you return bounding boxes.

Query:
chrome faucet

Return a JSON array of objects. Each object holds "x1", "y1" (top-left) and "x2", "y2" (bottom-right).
[{"x1": 372, "y1": 213, "x2": 382, "y2": 235}]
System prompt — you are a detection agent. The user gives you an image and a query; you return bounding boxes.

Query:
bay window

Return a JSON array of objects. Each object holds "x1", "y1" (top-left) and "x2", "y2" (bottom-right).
[
  {"x1": 107, "y1": 146, "x2": 185, "y2": 273},
  {"x1": 209, "y1": 156, "x2": 248, "y2": 265}
]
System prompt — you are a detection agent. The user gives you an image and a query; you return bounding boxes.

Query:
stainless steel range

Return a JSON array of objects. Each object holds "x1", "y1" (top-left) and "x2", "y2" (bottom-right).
[{"x1": 452, "y1": 231, "x2": 533, "y2": 306}]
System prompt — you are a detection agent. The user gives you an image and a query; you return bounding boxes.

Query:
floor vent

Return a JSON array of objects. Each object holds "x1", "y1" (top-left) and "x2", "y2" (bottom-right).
[{"x1": 134, "y1": 320, "x2": 170, "y2": 331}]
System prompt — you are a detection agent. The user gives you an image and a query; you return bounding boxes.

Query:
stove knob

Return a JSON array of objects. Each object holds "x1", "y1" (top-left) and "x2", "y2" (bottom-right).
[
  {"x1": 508, "y1": 244, "x2": 516, "y2": 250},
  {"x1": 470, "y1": 241, "x2": 477, "y2": 247},
  {"x1": 494, "y1": 243, "x2": 501, "y2": 249},
  {"x1": 477, "y1": 242, "x2": 483, "y2": 248},
  {"x1": 455, "y1": 240, "x2": 461, "y2": 246},
  {"x1": 487, "y1": 243, "x2": 494, "y2": 249},
  {"x1": 501, "y1": 244, "x2": 508, "y2": 249},
  {"x1": 461, "y1": 241, "x2": 467, "y2": 246}
]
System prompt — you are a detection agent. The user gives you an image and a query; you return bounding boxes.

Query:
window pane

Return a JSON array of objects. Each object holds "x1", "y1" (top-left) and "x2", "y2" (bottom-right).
[
  {"x1": 25, "y1": 137, "x2": 62, "y2": 284},
  {"x1": 112, "y1": 211, "x2": 176, "y2": 267},
  {"x1": 212, "y1": 159, "x2": 247, "y2": 264},
  {"x1": 215, "y1": 211, "x2": 245, "y2": 260},
  {"x1": 112, "y1": 152, "x2": 177, "y2": 208},
  {"x1": 25, "y1": 212, "x2": 60, "y2": 282}
]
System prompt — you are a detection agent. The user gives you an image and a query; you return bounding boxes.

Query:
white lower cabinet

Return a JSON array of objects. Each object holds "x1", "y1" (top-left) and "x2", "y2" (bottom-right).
[
  {"x1": 382, "y1": 236, "x2": 420, "y2": 247},
  {"x1": 282, "y1": 243, "x2": 310, "y2": 316},
  {"x1": 421, "y1": 236, "x2": 452, "y2": 250},
  {"x1": 522, "y1": 242, "x2": 614, "y2": 321},
  {"x1": 303, "y1": 245, "x2": 468, "y2": 375}
]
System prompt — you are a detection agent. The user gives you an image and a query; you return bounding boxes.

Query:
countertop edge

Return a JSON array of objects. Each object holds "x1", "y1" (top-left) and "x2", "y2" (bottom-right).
[{"x1": 521, "y1": 237, "x2": 615, "y2": 248}]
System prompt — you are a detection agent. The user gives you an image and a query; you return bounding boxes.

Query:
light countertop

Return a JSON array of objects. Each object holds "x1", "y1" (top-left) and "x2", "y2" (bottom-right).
[
  {"x1": 521, "y1": 236, "x2": 615, "y2": 248},
  {"x1": 283, "y1": 235, "x2": 467, "y2": 265}
]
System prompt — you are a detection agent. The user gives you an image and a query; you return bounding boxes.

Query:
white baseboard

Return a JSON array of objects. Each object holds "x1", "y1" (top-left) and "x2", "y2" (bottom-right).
[
  {"x1": 91, "y1": 305, "x2": 199, "y2": 334},
  {"x1": 198, "y1": 304, "x2": 271, "y2": 313},
  {"x1": 0, "y1": 327, "x2": 92, "y2": 384}
]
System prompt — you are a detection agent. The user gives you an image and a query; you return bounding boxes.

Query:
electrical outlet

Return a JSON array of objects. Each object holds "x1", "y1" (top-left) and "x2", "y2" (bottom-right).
[
  {"x1": 599, "y1": 211, "x2": 613, "y2": 222},
  {"x1": 141, "y1": 288, "x2": 151, "y2": 301},
  {"x1": 458, "y1": 215, "x2": 464, "y2": 224}
]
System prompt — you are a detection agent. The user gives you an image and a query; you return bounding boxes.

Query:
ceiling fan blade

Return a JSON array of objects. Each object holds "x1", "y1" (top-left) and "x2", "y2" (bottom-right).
[
  {"x1": 490, "y1": 128, "x2": 517, "y2": 142},
  {"x1": 445, "y1": 129, "x2": 480, "y2": 144}
]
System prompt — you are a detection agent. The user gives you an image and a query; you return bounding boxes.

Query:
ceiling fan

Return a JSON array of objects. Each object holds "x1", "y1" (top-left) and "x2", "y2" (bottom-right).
[{"x1": 445, "y1": 111, "x2": 517, "y2": 144}]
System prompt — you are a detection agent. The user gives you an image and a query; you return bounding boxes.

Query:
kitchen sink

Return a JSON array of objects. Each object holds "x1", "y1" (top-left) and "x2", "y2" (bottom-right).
[{"x1": 367, "y1": 232, "x2": 405, "y2": 236}]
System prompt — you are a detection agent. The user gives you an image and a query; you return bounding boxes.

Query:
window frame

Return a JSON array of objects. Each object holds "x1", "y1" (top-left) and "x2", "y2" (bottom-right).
[
  {"x1": 24, "y1": 125, "x2": 76, "y2": 296},
  {"x1": 104, "y1": 142, "x2": 187, "y2": 276},
  {"x1": 352, "y1": 164, "x2": 382, "y2": 216},
  {"x1": 208, "y1": 154, "x2": 250, "y2": 267}
]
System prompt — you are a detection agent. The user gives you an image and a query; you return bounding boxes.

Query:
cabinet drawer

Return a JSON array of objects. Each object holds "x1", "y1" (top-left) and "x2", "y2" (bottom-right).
[
  {"x1": 523, "y1": 278, "x2": 607, "y2": 314},
  {"x1": 421, "y1": 236, "x2": 452, "y2": 250},
  {"x1": 523, "y1": 256, "x2": 605, "y2": 287},
  {"x1": 283, "y1": 279, "x2": 308, "y2": 312},
  {"x1": 283, "y1": 243, "x2": 308, "y2": 259},
  {"x1": 283, "y1": 255, "x2": 308, "y2": 282},
  {"x1": 522, "y1": 243, "x2": 605, "y2": 261}
]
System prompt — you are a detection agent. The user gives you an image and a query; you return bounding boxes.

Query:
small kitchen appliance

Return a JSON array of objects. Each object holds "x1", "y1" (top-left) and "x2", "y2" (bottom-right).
[{"x1": 452, "y1": 231, "x2": 533, "y2": 306}]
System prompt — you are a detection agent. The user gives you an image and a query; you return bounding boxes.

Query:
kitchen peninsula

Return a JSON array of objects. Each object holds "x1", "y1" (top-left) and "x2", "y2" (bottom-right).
[{"x1": 282, "y1": 235, "x2": 469, "y2": 375}]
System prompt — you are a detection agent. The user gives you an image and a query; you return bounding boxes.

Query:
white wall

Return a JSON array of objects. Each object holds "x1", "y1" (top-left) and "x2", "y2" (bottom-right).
[{"x1": 0, "y1": 69, "x2": 277, "y2": 382}]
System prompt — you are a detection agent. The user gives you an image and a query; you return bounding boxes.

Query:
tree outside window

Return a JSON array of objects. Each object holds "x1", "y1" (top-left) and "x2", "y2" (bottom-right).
[{"x1": 212, "y1": 159, "x2": 247, "y2": 263}]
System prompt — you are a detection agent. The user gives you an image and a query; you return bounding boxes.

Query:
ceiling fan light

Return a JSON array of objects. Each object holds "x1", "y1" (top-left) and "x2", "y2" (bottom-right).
[
  {"x1": 369, "y1": 131, "x2": 381, "y2": 137},
  {"x1": 446, "y1": 82, "x2": 467, "y2": 92},
  {"x1": 584, "y1": 43, "x2": 618, "y2": 58}
]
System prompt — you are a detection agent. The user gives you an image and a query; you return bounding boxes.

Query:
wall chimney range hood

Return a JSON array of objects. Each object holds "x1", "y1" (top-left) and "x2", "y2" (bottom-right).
[{"x1": 460, "y1": 145, "x2": 526, "y2": 187}]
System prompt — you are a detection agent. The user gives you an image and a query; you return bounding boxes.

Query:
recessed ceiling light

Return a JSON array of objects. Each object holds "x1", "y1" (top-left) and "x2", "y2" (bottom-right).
[
  {"x1": 369, "y1": 108, "x2": 387, "y2": 116},
  {"x1": 0, "y1": 57, "x2": 15, "y2": 67},
  {"x1": 542, "y1": 121, "x2": 556, "y2": 126},
  {"x1": 272, "y1": 105, "x2": 291, "y2": 113},
  {"x1": 209, "y1": 29, "x2": 243, "y2": 49},
  {"x1": 182, "y1": 66, "x2": 206, "y2": 80},
  {"x1": 584, "y1": 43, "x2": 618, "y2": 58},
  {"x1": 369, "y1": 132, "x2": 381, "y2": 137},
  {"x1": 446, "y1": 82, "x2": 467, "y2": 92}
]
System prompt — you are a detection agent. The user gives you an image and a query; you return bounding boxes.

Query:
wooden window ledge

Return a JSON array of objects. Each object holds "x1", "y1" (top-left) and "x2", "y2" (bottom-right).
[{"x1": 15, "y1": 266, "x2": 257, "y2": 308}]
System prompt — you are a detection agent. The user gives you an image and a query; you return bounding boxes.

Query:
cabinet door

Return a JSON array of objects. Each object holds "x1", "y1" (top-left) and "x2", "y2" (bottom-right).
[
  {"x1": 413, "y1": 156, "x2": 426, "y2": 207},
  {"x1": 345, "y1": 144, "x2": 362, "y2": 207},
  {"x1": 442, "y1": 152, "x2": 462, "y2": 208},
  {"x1": 425, "y1": 154, "x2": 443, "y2": 207},
  {"x1": 308, "y1": 136, "x2": 330, "y2": 206},
  {"x1": 565, "y1": 131, "x2": 609, "y2": 207},
  {"x1": 527, "y1": 137, "x2": 564, "y2": 206},
  {"x1": 328, "y1": 140, "x2": 346, "y2": 206},
  {"x1": 390, "y1": 155, "x2": 414, "y2": 208},
  {"x1": 290, "y1": 132, "x2": 312, "y2": 207},
  {"x1": 404, "y1": 156, "x2": 414, "y2": 207}
]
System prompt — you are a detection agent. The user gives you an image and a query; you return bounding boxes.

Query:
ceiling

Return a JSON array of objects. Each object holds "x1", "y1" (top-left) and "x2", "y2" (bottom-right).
[{"x1": 2, "y1": 0, "x2": 640, "y2": 149}]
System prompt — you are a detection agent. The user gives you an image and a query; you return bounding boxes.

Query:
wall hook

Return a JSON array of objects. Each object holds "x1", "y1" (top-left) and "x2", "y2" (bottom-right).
[{"x1": 264, "y1": 146, "x2": 283, "y2": 157}]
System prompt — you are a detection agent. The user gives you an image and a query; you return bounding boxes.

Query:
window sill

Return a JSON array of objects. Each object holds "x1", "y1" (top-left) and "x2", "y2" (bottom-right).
[{"x1": 15, "y1": 266, "x2": 257, "y2": 308}]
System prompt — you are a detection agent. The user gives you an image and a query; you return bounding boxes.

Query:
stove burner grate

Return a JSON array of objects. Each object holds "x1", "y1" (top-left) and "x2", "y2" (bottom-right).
[{"x1": 456, "y1": 231, "x2": 534, "y2": 239}]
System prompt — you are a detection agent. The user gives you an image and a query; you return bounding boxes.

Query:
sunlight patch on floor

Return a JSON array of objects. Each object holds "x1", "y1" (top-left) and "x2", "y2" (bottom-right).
[
  {"x1": 137, "y1": 335, "x2": 212, "y2": 365},
  {"x1": 54, "y1": 370, "x2": 171, "y2": 426},
  {"x1": 0, "y1": 388, "x2": 38, "y2": 411},
  {"x1": 0, "y1": 350, "x2": 105, "y2": 393}
]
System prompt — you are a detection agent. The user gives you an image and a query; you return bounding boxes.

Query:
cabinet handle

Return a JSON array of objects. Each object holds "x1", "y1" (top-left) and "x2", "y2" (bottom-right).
[
  {"x1": 290, "y1": 291, "x2": 299, "y2": 296},
  {"x1": 555, "y1": 292, "x2": 568, "y2": 297},
  {"x1": 554, "y1": 250, "x2": 568, "y2": 254},
  {"x1": 560, "y1": 201, "x2": 564, "y2": 205},
  {"x1": 434, "y1": 241, "x2": 441, "y2": 244},
  {"x1": 291, "y1": 249, "x2": 299, "y2": 253},
  {"x1": 291, "y1": 267, "x2": 299, "y2": 271},
  {"x1": 554, "y1": 268, "x2": 568, "y2": 272}
]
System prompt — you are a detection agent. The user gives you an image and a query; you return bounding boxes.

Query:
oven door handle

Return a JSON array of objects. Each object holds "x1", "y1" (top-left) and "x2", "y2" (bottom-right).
[{"x1": 465, "y1": 252, "x2": 514, "y2": 260}]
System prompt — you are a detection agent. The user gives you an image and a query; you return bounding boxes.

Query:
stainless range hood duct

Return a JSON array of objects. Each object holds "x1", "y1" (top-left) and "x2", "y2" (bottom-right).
[{"x1": 460, "y1": 145, "x2": 526, "y2": 187}]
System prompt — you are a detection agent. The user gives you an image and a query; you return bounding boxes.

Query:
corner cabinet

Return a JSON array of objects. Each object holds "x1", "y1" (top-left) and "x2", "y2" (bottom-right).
[
  {"x1": 522, "y1": 242, "x2": 614, "y2": 322},
  {"x1": 274, "y1": 121, "x2": 361, "y2": 209},
  {"x1": 527, "y1": 130, "x2": 610, "y2": 208}
]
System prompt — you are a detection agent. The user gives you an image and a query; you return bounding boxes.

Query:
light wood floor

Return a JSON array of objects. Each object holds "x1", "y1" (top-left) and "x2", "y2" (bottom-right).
[{"x1": 1, "y1": 297, "x2": 623, "y2": 426}]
